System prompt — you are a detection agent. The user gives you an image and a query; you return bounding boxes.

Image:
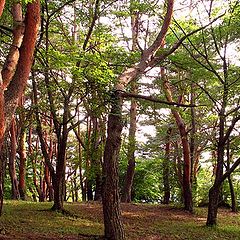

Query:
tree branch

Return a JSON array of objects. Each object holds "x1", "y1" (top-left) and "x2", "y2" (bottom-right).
[{"x1": 119, "y1": 91, "x2": 200, "y2": 107}]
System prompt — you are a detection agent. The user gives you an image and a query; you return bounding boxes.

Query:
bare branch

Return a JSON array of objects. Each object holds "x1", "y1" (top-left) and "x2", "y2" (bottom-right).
[{"x1": 119, "y1": 91, "x2": 201, "y2": 107}]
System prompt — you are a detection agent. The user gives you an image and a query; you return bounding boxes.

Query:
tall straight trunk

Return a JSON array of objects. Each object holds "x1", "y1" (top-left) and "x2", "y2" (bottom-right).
[
  {"x1": 228, "y1": 175, "x2": 236, "y2": 212},
  {"x1": 226, "y1": 140, "x2": 237, "y2": 212},
  {"x1": 190, "y1": 83, "x2": 197, "y2": 188},
  {"x1": 52, "y1": 123, "x2": 68, "y2": 210},
  {"x1": 77, "y1": 120, "x2": 86, "y2": 201},
  {"x1": 9, "y1": 119, "x2": 19, "y2": 199},
  {"x1": 90, "y1": 116, "x2": 102, "y2": 202},
  {"x1": 45, "y1": 118, "x2": 54, "y2": 201},
  {"x1": 207, "y1": 80, "x2": 227, "y2": 225},
  {"x1": 162, "y1": 68, "x2": 192, "y2": 212},
  {"x1": 163, "y1": 127, "x2": 171, "y2": 204},
  {"x1": 29, "y1": 132, "x2": 45, "y2": 202},
  {"x1": 121, "y1": 82, "x2": 137, "y2": 203},
  {"x1": 45, "y1": 165, "x2": 53, "y2": 201},
  {"x1": 73, "y1": 171, "x2": 78, "y2": 202},
  {"x1": 94, "y1": 173, "x2": 102, "y2": 201},
  {"x1": 86, "y1": 117, "x2": 93, "y2": 201},
  {"x1": 207, "y1": 118, "x2": 225, "y2": 225},
  {"x1": 121, "y1": 4, "x2": 139, "y2": 203},
  {"x1": 18, "y1": 116, "x2": 27, "y2": 200},
  {"x1": 0, "y1": 139, "x2": 7, "y2": 214},
  {"x1": 102, "y1": 92, "x2": 125, "y2": 240}
]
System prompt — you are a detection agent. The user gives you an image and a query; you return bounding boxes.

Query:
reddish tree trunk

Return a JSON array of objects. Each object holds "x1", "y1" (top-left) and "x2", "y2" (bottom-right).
[
  {"x1": 18, "y1": 121, "x2": 27, "y2": 200},
  {"x1": 162, "y1": 69, "x2": 193, "y2": 212},
  {"x1": 121, "y1": 82, "x2": 137, "y2": 203},
  {"x1": 0, "y1": 0, "x2": 40, "y2": 215},
  {"x1": 9, "y1": 119, "x2": 20, "y2": 199},
  {"x1": 4, "y1": 0, "x2": 41, "y2": 128},
  {"x1": 0, "y1": 0, "x2": 5, "y2": 17},
  {"x1": 163, "y1": 128, "x2": 172, "y2": 204},
  {"x1": 121, "y1": 7, "x2": 139, "y2": 204},
  {"x1": 2, "y1": 2, "x2": 24, "y2": 89}
]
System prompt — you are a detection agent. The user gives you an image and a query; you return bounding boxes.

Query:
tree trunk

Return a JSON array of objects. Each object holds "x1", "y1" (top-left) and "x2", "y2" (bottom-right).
[
  {"x1": 29, "y1": 134, "x2": 45, "y2": 202},
  {"x1": 0, "y1": 0, "x2": 5, "y2": 17},
  {"x1": 18, "y1": 116, "x2": 27, "y2": 200},
  {"x1": 190, "y1": 82, "x2": 197, "y2": 191},
  {"x1": 163, "y1": 127, "x2": 171, "y2": 204},
  {"x1": 94, "y1": 173, "x2": 102, "y2": 201},
  {"x1": 102, "y1": 92, "x2": 125, "y2": 240},
  {"x1": 206, "y1": 93, "x2": 226, "y2": 225},
  {"x1": 0, "y1": 139, "x2": 7, "y2": 215},
  {"x1": 45, "y1": 165, "x2": 53, "y2": 201},
  {"x1": 4, "y1": 0, "x2": 41, "y2": 130},
  {"x1": 51, "y1": 136, "x2": 67, "y2": 211},
  {"x1": 121, "y1": 82, "x2": 137, "y2": 203},
  {"x1": 207, "y1": 185, "x2": 221, "y2": 226},
  {"x1": 228, "y1": 175, "x2": 237, "y2": 212},
  {"x1": 121, "y1": 4, "x2": 139, "y2": 203},
  {"x1": 162, "y1": 67, "x2": 193, "y2": 212},
  {"x1": 101, "y1": 1, "x2": 174, "y2": 238},
  {"x1": 226, "y1": 140, "x2": 237, "y2": 212},
  {"x1": 76, "y1": 110, "x2": 86, "y2": 202},
  {"x1": 9, "y1": 119, "x2": 20, "y2": 199},
  {"x1": 0, "y1": 0, "x2": 40, "y2": 213}
]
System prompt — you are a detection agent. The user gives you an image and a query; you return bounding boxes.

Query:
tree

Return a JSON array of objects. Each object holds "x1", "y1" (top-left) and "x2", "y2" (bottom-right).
[
  {"x1": 170, "y1": 0, "x2": 240, "y2": 225},
  {"x1": 102, "y1": 1, "x2": 175, "y2": 239},
  {"x1": 0, "y1": 0, "x2": 40, "y2": 214}
]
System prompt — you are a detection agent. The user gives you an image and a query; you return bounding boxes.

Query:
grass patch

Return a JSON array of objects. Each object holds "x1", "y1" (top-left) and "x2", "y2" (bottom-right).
[
  {"x1": 0, "y1": 201, "x2": 103, "y2": 239},
  {"x1": 0, "y1": 201, "x2": 239, "y2": 239}
]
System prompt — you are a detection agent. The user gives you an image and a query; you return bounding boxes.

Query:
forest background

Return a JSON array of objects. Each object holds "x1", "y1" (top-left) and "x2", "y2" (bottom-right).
[{"x1": 0, "y1": 0, "x2": 240, "y2": 239}]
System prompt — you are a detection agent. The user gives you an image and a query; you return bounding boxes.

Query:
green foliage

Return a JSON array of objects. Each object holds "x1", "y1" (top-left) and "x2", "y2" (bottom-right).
[{"x1": 132, "y1": 158, "x2": 162, "y2": 202}]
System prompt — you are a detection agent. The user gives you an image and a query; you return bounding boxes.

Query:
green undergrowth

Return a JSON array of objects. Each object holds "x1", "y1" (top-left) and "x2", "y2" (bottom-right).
[
  {"x1": 0, "y1": 201, "x2": 240, "y2": 239},
  {"x1": 0, "y1": 200, "x2": 103, "y2": 239}
]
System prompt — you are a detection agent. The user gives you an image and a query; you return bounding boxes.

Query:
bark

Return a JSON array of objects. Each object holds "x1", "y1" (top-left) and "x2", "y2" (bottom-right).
[
  {"x1": 86, "y1": 117, "x2": 93, "y2": 201},
  {"x1": 228, "y1": 175, "x2": 237, "y2": 212},
  {"x1": 32, "y1": 76, "x2": 54, "y2": 202},
  {"x1": 18, "y1": 107, "x2": 27, "y2": 200},
  {"x1": 190, "y1": 83, "x2": 197, "y2": 188},
  {"x1": 77, "y1": 118, "x2": 86, "y2": 201},
  {"x1": 0, "y1": 0, "x2": 40, "y2": 213},
  {"x1": 0, "y1": 0, "x2": 5, "y2": 17},
  {"x1": 163, "y1": 128, "x2": 171, "y2": 204},
  {"x1": 51, "y1": 97, "x2": 69, "y2": 211},
  {"x1": 0, "y1": 139, "x2": 7, "y2": 215},
  {"x1": 2, "y1": 2, "x2": 24, "y2": 89},
  {"x1": 90, "y1": 116, "x2": 102, "y2": 202},
  {"x1": 9, "y1": 119, "x2": 19, "y2": 200},
  {"x1": 102, "y1": 92, "x2": 125, "y2": 240},
  {"x1": 0, "y1": 84, "x2": 4, "y2": 152},
  {"x1": 45, "y1": 165, "x2": 53, "y2": 201},
  {"x1": 121, "y1": 8, "x2": 138, "y2": 202},
  {"x1": 207, "y1": 185, "x2": 221, "y2": 225},
  {"x1": 207, "y1": 91, "x2": 226, "y2": 225},
  {"x1": 226, "y1": 140, "x2": 237, "y2": 212},
  {"x1": 4, "y1": 0, "x2": 41, "y2": 130},
  {"x1": 29, "y1": 130, "x2": 45, "y2": 202}
]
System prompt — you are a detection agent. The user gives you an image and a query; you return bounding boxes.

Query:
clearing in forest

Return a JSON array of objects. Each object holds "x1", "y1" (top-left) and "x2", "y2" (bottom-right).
[{"x1": 0, "y1": 201, "x2": 239, "y2": 239}]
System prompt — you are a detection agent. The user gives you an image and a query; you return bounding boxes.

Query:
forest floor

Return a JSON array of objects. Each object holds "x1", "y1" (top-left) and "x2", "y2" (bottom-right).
[{"x1": 0, "y1": 201, "x2": 239, "y2": 240}]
